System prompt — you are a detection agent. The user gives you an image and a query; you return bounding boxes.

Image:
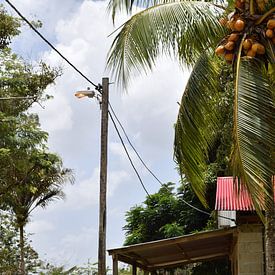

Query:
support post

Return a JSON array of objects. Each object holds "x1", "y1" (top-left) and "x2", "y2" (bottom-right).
[
  {"x1": 112, "y1": 255, "x2": 118, "y2": 275},
  {"x1": 98, "y1": 77, "x2": 109, "y2": 275},
  {"x1": 133, "y1": 263, "x2": 137, "y2": 275}
]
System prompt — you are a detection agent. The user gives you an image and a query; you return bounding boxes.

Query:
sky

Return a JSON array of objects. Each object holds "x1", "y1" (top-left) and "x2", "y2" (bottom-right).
[{"x1": 2, "y1": 0, "x2": 190, "y2": 268}]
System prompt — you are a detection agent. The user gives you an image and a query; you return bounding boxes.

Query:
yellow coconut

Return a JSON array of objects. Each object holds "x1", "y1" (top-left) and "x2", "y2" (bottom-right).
[
  {"x1": 225, "y1": 41, "x2": 235, "y2": 51},
  {"x1": 234, "y1": 19, "x2": 245, "y2": 31},
  {"x1": 243, "y1": 39, "x2": 252, "y2": 50},
  {"x1": 228, "y1": 33, "x2": 239, "y2": 42},
  {"x1": 267, "y1": 19, "x2": 275, "y2": 29},
  {"x1": 266, "y1": 29, "x2": 274, "y2": 39},
  {"x1": 215, "y1": 45, "x2": 225, "y2": 55}
]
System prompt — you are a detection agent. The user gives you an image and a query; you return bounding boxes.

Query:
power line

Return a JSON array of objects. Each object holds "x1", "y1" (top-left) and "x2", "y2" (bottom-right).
[
  {"x1": 4, "y1": 0, "x2": 99, "y2": 90},
  {"x1": 108, "y1": 110, "x2": 151, "y2": 198},
  {"x1": 108, "y1": 103, "x2": 163, "y2": 185}
]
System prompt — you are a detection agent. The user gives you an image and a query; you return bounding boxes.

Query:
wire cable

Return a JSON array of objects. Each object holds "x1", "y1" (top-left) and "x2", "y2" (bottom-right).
[
  {"x1": 108, "y1": 110, "x2": 151, "y2": 198},
  {"x1": 108, "y1": 103, "x2": 236, "y2": 223},
  {"x1": 108, "y1": 102, "x2": 163, "y2": 185},
  {"x1": 4, "y1": 0, "x2": 99, "y2": 90}
]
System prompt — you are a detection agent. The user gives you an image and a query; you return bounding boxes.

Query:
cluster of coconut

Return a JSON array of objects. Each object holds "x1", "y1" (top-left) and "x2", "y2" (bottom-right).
[
  {"x1": 265, "y1": 18, "x2": 275, "y2": 44},
  {"x1": 215, "y1": 4, "x2": 275, "y2": 63},
  {"x1": 215, "y1": 15, "x2": 247, "y2": 63}
]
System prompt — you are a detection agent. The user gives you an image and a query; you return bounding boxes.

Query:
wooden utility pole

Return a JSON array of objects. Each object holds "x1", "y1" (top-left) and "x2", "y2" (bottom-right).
[{"x1": 98, "y1": 77, "x2": 109, "y2": 275}]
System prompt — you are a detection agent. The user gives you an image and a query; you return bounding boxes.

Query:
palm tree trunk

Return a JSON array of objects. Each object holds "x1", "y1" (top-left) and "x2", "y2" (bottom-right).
[
  {"x1": 265, "y1": 200, "x2": 275, "y2": 275},
  {"x1": 19, "y1": 225, "x2": 25, "y2": 275}
]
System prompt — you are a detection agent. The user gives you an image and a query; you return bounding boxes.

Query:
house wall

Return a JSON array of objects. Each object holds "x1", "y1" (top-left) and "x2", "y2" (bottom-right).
[{"x1": 232, "y1": 224, "x2": 264, "y2": 275}]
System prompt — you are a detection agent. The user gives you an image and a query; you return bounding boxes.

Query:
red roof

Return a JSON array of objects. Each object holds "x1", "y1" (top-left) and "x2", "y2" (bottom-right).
[
  {"x1": 215, "y1": 177, "x2": 255, "y2": 211},
  {"x1": 215, "y1": 177, "x2": 275, "y2": 211}
]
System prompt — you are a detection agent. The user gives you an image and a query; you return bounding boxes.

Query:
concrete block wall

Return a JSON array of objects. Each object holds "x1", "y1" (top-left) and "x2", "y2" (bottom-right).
[{"x1": 234, "y1": 224, "x2": 264, "y2": 275}]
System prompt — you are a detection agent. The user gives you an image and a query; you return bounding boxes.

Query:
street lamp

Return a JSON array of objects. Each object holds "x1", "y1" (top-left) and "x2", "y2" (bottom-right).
[
  {"x1": 75, "y1": 90, "x2": 96, "y2": 99},
  {"x1": 75, "y1": 78, "x2": 109, "y2": 275}
]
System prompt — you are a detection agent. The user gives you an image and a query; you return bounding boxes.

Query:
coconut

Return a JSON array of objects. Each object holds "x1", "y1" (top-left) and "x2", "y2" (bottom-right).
[
  {"x1": 243, "y1": 39, "x2": 252, "y2": 50},
  {"x1": 252, "y1": 43, "x2": 265, "y2": 54},
  {"x1": 225, "y1": 53, "x2": 234, "y2": 61},
  {"x1": 267, "y1": 19, "x2": 275, "y2": 29},
  {"x1": 215, "y1": 45, "x2": 225, "y2": 55},
  {"x1": 225, "y1": 41, "x2": 235, "y2": 51},
  {"x1": 228, "y1": 33, "x2": 239, "y2": 42},
  {"x1": 266, "y1": 29, "x2": 274, "y2": 38},
  {"x1": 234, "y1": 19, "x2": 245, "y2": 31},
  {"x1": 247, "y1": 49, "x2": 256, "y2": 57}
]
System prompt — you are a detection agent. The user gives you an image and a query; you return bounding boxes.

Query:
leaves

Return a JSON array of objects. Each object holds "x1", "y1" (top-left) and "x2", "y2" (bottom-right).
[
  {"x1": 231, "y1": 57, "x2": 275, "y2": 215},
  {"x1": 107, "y1": 1, "x2": 226, "y2": 88},
  {"x1": 174, "y1": 54, "x2": 222, "y2": 206}
]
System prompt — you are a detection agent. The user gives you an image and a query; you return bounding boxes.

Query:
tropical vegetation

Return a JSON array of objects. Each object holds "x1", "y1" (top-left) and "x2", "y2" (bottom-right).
[
  {"x1": 107, "y1": 0, "x2": 275, "y2": 272},
  {"x1": 0, "y1": 6, "x2": 73, "y2": 274}
]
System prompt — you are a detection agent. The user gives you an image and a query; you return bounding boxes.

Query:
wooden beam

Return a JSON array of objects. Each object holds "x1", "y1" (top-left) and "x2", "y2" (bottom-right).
[
  {"x1": 133, "y1": 263, "x2": 137, "y2": 275},
  {"x1": 112, "y1": 255, "x2": 118, "y2": 275},
  {"x1": 148, "y1": 252, "x2": 229, "y2": 269},
  {"x1": 108, "y1": 227, "x2": 237, "y2": 255}
]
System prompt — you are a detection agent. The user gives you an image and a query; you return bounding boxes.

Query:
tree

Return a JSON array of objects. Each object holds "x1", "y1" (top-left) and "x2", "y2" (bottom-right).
[
  {"x1": 123, "y1": 182, "x2": 231, "y2": 274},
  {"x1": 0, "y1": 146, "x2": 73, "y2": 274},
  {"x1": 0, "y1": 7, "x2": 70, "y2": 275},
  {"x1": 0, "y1": 211, "x2": 42, "y2": 273},
  {"x1": 107, "y1": 0, "x2": 275, "y2": 272}
]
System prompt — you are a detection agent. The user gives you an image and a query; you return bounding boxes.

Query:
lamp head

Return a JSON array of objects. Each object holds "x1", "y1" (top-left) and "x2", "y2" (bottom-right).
[{"x1": 75, "y1": 90, "x2": 95, "y2": 99}]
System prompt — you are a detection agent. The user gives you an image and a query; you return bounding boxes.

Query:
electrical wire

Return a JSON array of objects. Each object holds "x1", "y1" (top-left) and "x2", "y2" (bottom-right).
[
  {"x1": 108, "y1": 102, "x2": 163, "y2": 185},
  {"x1": 108, "y1": 110, "x2": 151, "y2": 198},
  {"x1": 4, "y1": 0, "x2": 99, "y2": 90}
]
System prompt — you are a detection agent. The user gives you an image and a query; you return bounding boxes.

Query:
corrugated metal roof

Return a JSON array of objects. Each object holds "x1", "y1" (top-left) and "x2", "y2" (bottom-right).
[
  {"x1": 108, "y1": 227, "x2": 237, "y2": 271},
  {"x1": 215, "y1": 177, "x2": 254, "y2": 211}
]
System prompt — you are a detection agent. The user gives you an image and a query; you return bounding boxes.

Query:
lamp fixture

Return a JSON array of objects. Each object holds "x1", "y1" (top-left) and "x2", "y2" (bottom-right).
[{"x1": 74, "y1": 90, "x2": 95, "y2": 99}]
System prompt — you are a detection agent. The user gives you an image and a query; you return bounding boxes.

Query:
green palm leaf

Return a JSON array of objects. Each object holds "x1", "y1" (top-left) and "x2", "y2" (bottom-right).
[
  {"x1": 231, "y1": 56, "x2": 275, "y2": 215},
  {"x1": 107, "y1": 1, "x2": 226, "y2": 88},
  {"x1": 174, "y1": 54, "x2": 221, "y2": 206}
]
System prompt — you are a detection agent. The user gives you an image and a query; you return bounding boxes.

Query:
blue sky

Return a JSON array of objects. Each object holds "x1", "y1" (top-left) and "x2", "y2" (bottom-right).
[{"x1": 3, "y1": 0, "x2": 190, "y2": 268}]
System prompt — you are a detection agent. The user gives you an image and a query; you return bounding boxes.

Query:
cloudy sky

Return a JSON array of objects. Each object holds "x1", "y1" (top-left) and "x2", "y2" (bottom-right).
[{"x1": 3, "y1": 0, "x2": 190, "y2": 268}]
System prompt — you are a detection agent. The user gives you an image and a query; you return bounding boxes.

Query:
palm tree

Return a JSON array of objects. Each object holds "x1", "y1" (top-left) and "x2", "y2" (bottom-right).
[
  {"x1": 0, "y1": 150, "x2": 73, "y2": 275},
  {"x1": 107, "y1": 0, "x2": 275, "y2": 273}
]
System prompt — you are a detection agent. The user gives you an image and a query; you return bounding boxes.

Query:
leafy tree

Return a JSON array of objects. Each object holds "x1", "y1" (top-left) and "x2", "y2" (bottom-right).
[
  {"x1": 0, "y1": 135, "x2": 73, "y2": 274},
  {"x1": 0, "y1": 7, "x2": 71, "y2": 275},
  {"x1": 0, "y1": 211, "x2": 42, "y2": 273},
  {"x1": 0, "y1": 5, "x2": 20, "y2": 49},
  {"x1": 107, "y1": 0, "x2": 275, "y2": 272}
]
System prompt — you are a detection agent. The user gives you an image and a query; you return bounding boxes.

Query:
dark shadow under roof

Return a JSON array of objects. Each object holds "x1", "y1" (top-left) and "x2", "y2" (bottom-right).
[{"x1": 108, "y1": 227, "x2": 238, "y2": 271}]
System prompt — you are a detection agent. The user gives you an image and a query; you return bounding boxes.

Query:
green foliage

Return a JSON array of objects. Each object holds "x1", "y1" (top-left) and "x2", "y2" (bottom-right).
[
  {"x1": 107, "y1": 0, "x2": 275, "y2": 217},
  {"x1": 0, "y1": 8, "x2": 70, "y2": 274},
  {"x1": 124, "y1": 182, "x2": 210, "y2": 245},
  {"x1": 0, "y1": 5, "x2": 20, "y2": 49},
  {"x1": 0, "y1": 48, "x2": 61, "y2": 117},
  {"x1": 0, "y1": 211, "x2": 42, "y2": 273},
  {"x1": 107, "y1": 0, "x2": 226, "y2": 88}
]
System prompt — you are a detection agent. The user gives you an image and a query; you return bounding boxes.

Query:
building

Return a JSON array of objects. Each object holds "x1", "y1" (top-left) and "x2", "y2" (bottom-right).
[{"x1": 108, "y1": 177, "x2": 267, "y2": 274}]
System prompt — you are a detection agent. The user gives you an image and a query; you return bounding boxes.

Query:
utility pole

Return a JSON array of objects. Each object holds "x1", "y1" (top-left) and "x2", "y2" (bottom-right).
[{"x1": 98, "y1": 77, "x2": 109, "y2": 275}]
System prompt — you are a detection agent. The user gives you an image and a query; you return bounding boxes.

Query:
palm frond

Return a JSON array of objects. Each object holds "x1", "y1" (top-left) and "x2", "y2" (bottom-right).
[
  {"x1": 108, "y1": 0, "x2": 169, "y2": 21},
  {"x1": 107, "y1": 1, "x2": 226, "y2": 89},
  {"x1": 265, "y1": 39, "x2": 275, "y2": 64},
  {"x1": 231, "y1": 56, "x2": 275, "y2": 216},
  {"x1": 174, "y1": 54, "x2": 222, "y2": 206}
]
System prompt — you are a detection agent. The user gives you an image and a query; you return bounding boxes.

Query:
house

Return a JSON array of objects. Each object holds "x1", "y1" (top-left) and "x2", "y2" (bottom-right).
[{"x1": 108, "y1": 177, "x2": 266, "y2": 275}]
